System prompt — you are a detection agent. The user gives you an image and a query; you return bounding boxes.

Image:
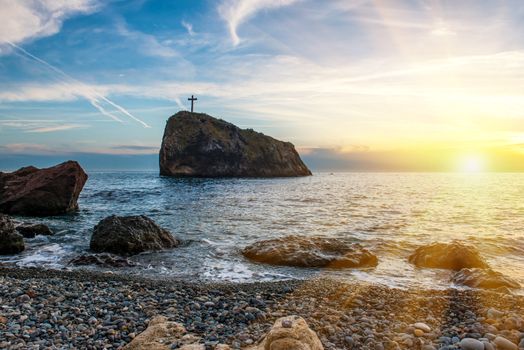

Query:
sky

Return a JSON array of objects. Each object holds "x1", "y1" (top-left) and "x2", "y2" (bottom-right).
[{"x1": 0, "y1": 0, "x2": 523, "y2": 171}]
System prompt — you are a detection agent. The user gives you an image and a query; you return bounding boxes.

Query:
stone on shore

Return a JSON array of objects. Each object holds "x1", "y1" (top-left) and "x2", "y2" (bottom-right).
[
  {"x1": 459, "y1": 338, "x2": 484, "y2": 350},
  {"x1": 15, "y1": 223, "x2": 53, "y2": 238},
  {"x1": 242, "y1": 236, "x2": 378, "y2": 268},
  {"x1": 0, "y1": 161, "x2": 88, "y2": 216},
  {"x1": 452, "y1": 268, "x2": 520, "y2": 290},
  {"x1": 90, "y1": 215, "x2": 179, "y2": 255},
  {"x1": 0, "y1": 214, "x2": 24, "y2": 254},
  {"x1": 159, "y1": 111, "x2": 312, "y2": 178},
  {"x1": 69, "y1": 253, "x2": 137, "y2": 268},
  {"x1": 247, "y1": 315, "x2": 323, "y2": 350},
  {"x1": 123, "y1": 315, "x2": 229, "y2": 350},
  {"x1": 408, "y1": 241, "x2": 489, "y2": 270},
  {"x1": 493, "y1": 336, "x2": 518, "y2": 350}
]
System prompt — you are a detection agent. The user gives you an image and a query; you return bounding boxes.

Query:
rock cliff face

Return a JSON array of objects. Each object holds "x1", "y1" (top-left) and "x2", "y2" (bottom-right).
[
  {"x1": 0, "y1": 161, "x2": 88, "y2": 216},
  {"x1": 159, "y1": 111, "x2": 312, "y2": 177}
]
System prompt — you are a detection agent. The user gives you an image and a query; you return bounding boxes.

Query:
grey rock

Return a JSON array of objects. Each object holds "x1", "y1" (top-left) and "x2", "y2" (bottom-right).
[{"x1": 90, "y1": 215, "x2": 179, "y2": 255}]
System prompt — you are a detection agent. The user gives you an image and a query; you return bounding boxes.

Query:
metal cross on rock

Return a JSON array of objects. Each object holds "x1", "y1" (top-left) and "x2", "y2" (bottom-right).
[{"x1": 188, "y1": 95, "x2": 197, "y2": 112}]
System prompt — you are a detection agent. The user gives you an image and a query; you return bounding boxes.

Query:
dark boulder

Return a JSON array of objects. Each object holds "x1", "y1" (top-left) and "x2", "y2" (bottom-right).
[
  {"x1": 16, "y1": 223, "x2": 53, "y2": 238},
  {"x1": 90, "y1": 215, "x2": 179, "y2": 255},
  {"x1": 0, "y1": 214, "x2": 24, "y2": 254},
  {"x1": 408, "y1": 241, "x2": 489, "y2": 270},
  {"x1": 70, "y1": 253, "x2": 137, "y2": 268},
  {"x1": 159, "y1": 111, "x2": 312, "y2": 177},
  {"x1": 0, "y1": 161, "x2": 88, "y2": 216},
  {"x1": 452, "y1": 268, "x2": 520, "y2": 291},
  {"x1": 242, "y1": 236, "x2": 378, "y2": 268}
]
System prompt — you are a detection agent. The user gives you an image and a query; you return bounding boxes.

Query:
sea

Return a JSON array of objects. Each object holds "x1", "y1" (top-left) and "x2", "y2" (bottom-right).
[{"x1": 1, "y1": 172, "x2": 523, "y2": 293}]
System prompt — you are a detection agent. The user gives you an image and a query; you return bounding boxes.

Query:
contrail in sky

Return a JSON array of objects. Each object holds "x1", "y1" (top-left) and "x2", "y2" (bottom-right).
[{"x1": 4, "y1": 40, "x2": 150, "y2": 128}]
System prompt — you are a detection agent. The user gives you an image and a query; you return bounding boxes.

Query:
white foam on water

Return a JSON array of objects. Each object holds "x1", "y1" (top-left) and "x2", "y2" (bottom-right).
[
  {"x1": 201, "y1": 259, "x2": 293, "y2": 282},
  {"x1": 15, "y1": 243, "x2": 67, "y2": 268}
]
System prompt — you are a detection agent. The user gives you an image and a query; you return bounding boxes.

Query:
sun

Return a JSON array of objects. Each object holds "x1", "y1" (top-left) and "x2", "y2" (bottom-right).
[{"x1": 458, "y1": 154, "x2": 486, "y2": 173}]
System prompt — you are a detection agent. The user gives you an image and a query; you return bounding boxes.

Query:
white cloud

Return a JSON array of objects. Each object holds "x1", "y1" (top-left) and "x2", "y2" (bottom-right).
[
  {"x1": 181, "y1": 20, "x2": 195, "y2": 36},
  {"x1": 218, "y1": 0, "x2": 299, "y2": 45},
  {"x1": 0, "y1": 0, "x2": 100, "y2": 46}
]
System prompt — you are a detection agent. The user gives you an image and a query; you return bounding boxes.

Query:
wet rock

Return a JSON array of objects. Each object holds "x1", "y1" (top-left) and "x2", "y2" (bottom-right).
[
  {"x1": 15, "y1": 223, "x2": 53, "y2": 238},
  {"x1": 0, "y1": 214, "x2": 24, "y2": 254},
  {"x1": 408, "y1": 241, "x2": 489, "y2": 270},
  {"x1": 452, "y1": 268, "x2": 520, "y2": 290},
  {"x1": 0, "y1": 161, "x2": 88, "y2": 216},
  {"x1": 90, "y1": 215, "x2": 179, "y2": 255},
  {"x1": 69, "y1": 253, "x2": 137, "y2": 268},
  {"x1": 242, "y1": 236, "x2": 378, "y2": 268},
  {"x1": 246, "y1": 315, "x2": 323, "y2": 350},
  {"x1": 159, "y1": 111, "x2": 311, "y2": 178}
]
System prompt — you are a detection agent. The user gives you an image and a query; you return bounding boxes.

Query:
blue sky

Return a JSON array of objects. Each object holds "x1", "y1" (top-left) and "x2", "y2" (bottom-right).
[{"x1": 1, "y1": 0, "x2": 524, "y2": 171}]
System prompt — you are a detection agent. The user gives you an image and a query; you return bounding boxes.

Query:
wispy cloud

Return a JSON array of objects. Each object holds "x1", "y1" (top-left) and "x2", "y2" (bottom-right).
[
  {"x1": 5, "y1": 41, "x2": 150, "y2": 128},
  {"x1": 181, "y1": 20, "x2": 195, "y2": 36},
  {"x1": 0, "y1": 0, "x2": 101, "y2": 50},
  {"x1": 218, "y1": 0, "x2": 299, "y2": 45},
  {"x1": 115, "y1": 19, "x2": 178, "y2": 58},
  {"x1": 0, "y1": 119, "x2": 88, "y2": 133}
]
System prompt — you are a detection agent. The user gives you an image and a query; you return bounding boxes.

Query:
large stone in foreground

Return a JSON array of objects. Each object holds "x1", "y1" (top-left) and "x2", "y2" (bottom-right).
[
  {"x1": 90, "y1": 215, "x2": 179, "y2": 255},
  {"x1": 247, "y1": 316, "x2": 324, "y2": 350},
  {"x1": 0, "y1": 214, "x2": 24, "y2": 254},
  {"x1": 452, "y1": 268, "x2": 520, "y2": 291},
  {"x1": 408, "y1": 241, "x2": 489, "y2": 270},
  {"x1": 243, "y1": 236, "x2": 378, "y2": 268},
  {"x1": 0, "y1": 161, "x2": 88, "y2": 216},
  {"x1": 159, "y1": 111, "x2": 312, "y2": 177}
]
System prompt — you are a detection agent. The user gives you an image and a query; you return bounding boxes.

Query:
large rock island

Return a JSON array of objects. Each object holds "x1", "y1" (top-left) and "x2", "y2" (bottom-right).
[{"x1": 159, "y1": 111, "x2": 312, "y2": 177}]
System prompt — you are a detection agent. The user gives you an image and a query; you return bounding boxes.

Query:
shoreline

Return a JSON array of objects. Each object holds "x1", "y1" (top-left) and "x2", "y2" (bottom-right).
[{"x1": 1, "y1": 267, "x2": 523, "y2": 349}]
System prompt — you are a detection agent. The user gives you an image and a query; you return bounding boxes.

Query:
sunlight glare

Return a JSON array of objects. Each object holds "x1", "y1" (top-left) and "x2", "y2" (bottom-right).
[{"x1": 458, "y1": 154, "x2": 486, "y2": 173}]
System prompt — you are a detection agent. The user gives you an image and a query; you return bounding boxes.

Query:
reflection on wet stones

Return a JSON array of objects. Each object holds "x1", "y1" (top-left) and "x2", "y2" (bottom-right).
[
  {"x1": 408, "y1": 241, "x2": 489, "y2": 270},
  {"x1": 452, "y1": 268, "x2": 520, "y2": 291}
]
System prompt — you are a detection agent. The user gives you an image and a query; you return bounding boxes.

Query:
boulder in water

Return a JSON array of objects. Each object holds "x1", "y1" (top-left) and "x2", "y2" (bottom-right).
[
  {"x1": 0, "y1": 214, "x2": 24, "y2": 254},
  {"x1": 90, "y1": 215, "x2": 179, "y2": 255},
  {"x1": 159, "y1": 111, "x2": 311, "y2": 177},
  {"x1": 452, "y1": 268, "x2": 520, "y2": 290},
  {"x1": 247, "y1": 315, "x2": 324, "y2": 350},
  {"x1": 0, "y1": 161, "x2": 88, "y2": 216},
  {"x1": 408, "y1": 241, "x2": 488, "y2": 270},
  {"x1": 242, "y1": 236, "x2": 378, "y2": 268},
  {"x1": 16, "y1": 223, "x2": 53, "y2": 238}
]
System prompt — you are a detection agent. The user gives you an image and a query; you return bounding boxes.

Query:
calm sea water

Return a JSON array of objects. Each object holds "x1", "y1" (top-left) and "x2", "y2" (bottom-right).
[{"x1": 2, "y1": 172, "x2": 523, "y2": 292}]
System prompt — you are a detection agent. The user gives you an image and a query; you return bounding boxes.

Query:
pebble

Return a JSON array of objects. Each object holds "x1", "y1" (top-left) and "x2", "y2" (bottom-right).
[
  {"x1": 414, "y1": 322, "x2": 431, "y2": 332},
  {"x1": 493, "y1": 336, "x2": 518, "y2": 350},
  {"x1": 459, "y1": 338, "x2": 484, "y2": 350}
]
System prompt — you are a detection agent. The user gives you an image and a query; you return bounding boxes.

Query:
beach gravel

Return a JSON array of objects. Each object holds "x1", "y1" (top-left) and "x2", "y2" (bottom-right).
[{"x1": 0, "y1": 267, "x2": 523, "y2": 349}]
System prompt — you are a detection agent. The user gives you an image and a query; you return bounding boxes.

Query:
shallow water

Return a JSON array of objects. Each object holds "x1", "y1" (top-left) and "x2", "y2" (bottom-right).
[{"x1": 2, "y1": 172, "x2": 523, "y2": 292}]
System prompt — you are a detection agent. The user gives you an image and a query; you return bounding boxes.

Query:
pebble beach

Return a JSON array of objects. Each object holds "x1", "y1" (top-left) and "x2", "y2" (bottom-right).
[{"x1": 1, "y1": 267, "x2": 523, "y2": 350}]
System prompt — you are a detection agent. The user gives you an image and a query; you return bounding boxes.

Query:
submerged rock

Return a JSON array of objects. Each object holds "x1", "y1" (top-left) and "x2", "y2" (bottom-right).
[
  {"x1": 0, "y1": 161, "x2": 88, "y2": 216},
  {"x1": 246, "y1": 315, "x2": 323, "y2": 350},
  {"x1": 16, "y1": 223, "x2": 53, "y2": 238},
  {"x1": 242, "y1": 236, "x2": 378, "y2": 268},
  {"x1": 90, "y1": 215, "x2": 179, "y2": 255},
  {"x1": 452, "y1": 268, "x2": 520, "y2": 290},
  {"x1": 408, "y1": 241, "x2": 488, "y2": 270},
  {"x1": 0, "y1": 214, "x2": 24, "y2": 254},
  {"x1": 69, "y1": 253, "x2": 137, "y2": 268},
  {"x1": 159, "y1": 111, "x2": 312, "y2": 177}
]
